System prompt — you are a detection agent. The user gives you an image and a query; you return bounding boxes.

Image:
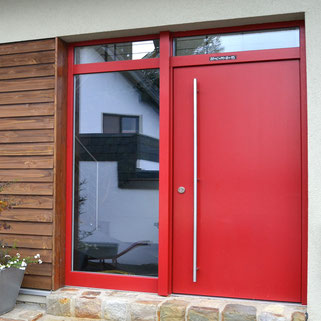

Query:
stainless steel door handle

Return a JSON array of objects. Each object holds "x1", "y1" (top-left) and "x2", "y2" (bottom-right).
[{"x1": 193, "y1": 78, "x2": 198, "y2": 283}]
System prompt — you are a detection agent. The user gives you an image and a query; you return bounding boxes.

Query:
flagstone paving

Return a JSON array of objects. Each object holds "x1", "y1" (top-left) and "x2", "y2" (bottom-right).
[
  {"x1": 0, "y1": 304, "x2": 45, "y2": 321},
  {"x1": 0, "y1": 288, "x2": 307, "y2": 321}
]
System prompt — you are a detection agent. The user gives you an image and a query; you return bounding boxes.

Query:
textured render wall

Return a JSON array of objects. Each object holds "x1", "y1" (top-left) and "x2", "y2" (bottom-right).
[
  {"x1": 0, "y1": 0, "x2": 312, "y2": 42},
  {"x1": 305, "y1": 12, "x2": 321, "y2": 321},
  {"x1": 0, "y1": 0, "x2": 320, "y2": 319}
]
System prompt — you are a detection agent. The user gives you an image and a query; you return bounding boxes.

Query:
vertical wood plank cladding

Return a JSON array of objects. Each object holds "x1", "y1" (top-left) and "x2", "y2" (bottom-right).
[
  {"x1": 0, "y1": 51, "x2": 55, "y2": 67},
  {"x1": 0, "y1": 39, "x2": 64, "y2": 290},
  {"x1": 0, "y1": 104, "x2": 54, "y2": 118},
  {"x1": 52, "y1": 38, "x2": 68, "y2": 290},
  {"x1": 0, "y1": 156, "x2": 53, "y2": 169},
  {"x1": 0, "y1": 39, "x2": 55, "y2": 55},
  {"x1": 0, "y1": 64, "x2": 55, "y2": 80},
  {"x1": 0, "y1": 77, "x2": 55, "y2": 93}
]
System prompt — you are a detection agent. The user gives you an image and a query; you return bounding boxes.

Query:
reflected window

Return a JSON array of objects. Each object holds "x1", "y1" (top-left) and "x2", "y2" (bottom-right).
[
  {"x1": 75, "y1": 40, "x2": 160, "y2": 64},
  {"x1": 73, "y1": 69, "x2": 159, "y2": 277},
  {"x1": 103, "y1": 114, "x2": 139, "y2": 134}
]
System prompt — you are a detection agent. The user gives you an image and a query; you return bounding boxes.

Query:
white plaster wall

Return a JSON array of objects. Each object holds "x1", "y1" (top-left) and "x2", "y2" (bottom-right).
[
  {"x1": 1, "y1": 0, "x2": 320, "y2": 318},
  {"x1": 79, "y1": 161, "x2": 159, "y2": 265},
  {"x1": 78, "y1": 72, "x2": 159, "y2": 138},
  {"x1": 79, "y1": 162, "x2": 158, "y2": 243}
]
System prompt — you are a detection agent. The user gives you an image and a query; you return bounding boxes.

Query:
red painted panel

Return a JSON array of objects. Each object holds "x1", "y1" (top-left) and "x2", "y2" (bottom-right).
[
  {"x1": 158, "y1": 31, "x2": 173, "y2": 296},
  {"x1": 73, "y1": 58, "x2": 159, "y2": 74},
  {"x1": 172, "y1": 60, "x2": 302, "y2": 302},
  {"x1": 66, "y1": 271, "x2": 158, "y2": 293},
  {"x1": 171, "y1": 48, "x2": 299, "y2": 68}
]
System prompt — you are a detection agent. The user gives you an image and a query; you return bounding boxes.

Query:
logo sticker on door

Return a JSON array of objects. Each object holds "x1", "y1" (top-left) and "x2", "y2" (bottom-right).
[{"x1": 209, "y1": 55, "x2": 237, "y2": 61}]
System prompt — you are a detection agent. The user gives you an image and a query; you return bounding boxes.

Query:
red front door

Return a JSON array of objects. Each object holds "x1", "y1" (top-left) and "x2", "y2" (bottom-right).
[{"x1": 172, "y1": 60, "x2": 302, "y2": 302}]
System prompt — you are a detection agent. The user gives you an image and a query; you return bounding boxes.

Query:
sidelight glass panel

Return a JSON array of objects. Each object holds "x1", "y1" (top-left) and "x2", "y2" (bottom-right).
[
  {"x1": 174, "y1": 28, "x2": 299, "y2": 56},
  {"x1": 73, "y1": 69, "x2": 159, "y2": 277},
  {"x1": 75, "y1": 40, "x2": 160, "y2": 64}
]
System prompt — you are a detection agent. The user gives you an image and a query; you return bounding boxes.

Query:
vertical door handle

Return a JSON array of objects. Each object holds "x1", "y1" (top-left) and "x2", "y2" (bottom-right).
[{"x1": 193, "y1": 78, "x2": 198, "y2": 283}]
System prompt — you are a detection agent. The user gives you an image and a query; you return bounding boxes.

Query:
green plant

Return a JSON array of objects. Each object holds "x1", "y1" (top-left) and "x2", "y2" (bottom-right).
[
  {"x1": 0, "y1": 242, "x2": 42, "y2": 271},
  {"x1": 0, "y1": 182, "x2": 13, "y2": 231},
  {"x1": 0, "y1": 182, "x2": 41, "y2": 271}
]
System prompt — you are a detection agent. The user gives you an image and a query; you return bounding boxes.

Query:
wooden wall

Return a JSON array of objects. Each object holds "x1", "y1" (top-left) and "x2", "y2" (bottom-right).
[{"x1": 0, "y1": 39, "x2": 67, "y2": 290}]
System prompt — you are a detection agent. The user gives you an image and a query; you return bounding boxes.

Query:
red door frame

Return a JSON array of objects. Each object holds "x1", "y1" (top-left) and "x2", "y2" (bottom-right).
[
  {"x1": 65, "y1": 34, "x2": 160, "y2": 293},
  {"x1": 65, "y1": 20, "x2": 307, "y2": 304}
]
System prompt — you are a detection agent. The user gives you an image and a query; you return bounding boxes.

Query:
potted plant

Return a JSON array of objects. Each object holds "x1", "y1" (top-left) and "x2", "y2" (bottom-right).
[
  {"x1": 0, "y1": 182, "x2": 42, "y2": 315},
  {"x1": 0, "y1": 245, "x2": 42, "y2": 315}
]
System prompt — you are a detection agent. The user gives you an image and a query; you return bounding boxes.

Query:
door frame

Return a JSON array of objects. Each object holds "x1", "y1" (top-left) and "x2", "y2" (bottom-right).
[
  {"x1": 65, "y1": 34, "x2": 161, "y2": 293},
  {"x1": 159, "y1": 20, "x2": 307, "y2": 304},
  {"x1": 65, "y1": 20, "x2": 307, "y2": 304}
]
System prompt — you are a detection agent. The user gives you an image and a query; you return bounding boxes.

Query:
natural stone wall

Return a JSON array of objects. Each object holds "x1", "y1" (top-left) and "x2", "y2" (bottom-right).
[{"x1": 46, "y1": 288, "x2": 307, "y2": 321}]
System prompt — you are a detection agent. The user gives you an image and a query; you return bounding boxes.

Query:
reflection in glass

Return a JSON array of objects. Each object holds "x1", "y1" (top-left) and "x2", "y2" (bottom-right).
[
  {"x1": 174, "y1": 28, "x2": 300, "y2": 56},
  {"x1": 73, "y1": 69, "x2": 159, "y2": 277},
  {"x1": 75, "y1": 40, "x2": 160, "y2": 64}
]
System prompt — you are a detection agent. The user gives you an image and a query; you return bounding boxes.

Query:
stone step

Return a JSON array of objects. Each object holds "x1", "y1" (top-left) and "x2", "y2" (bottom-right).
[
  {"x1": 46, "y1": 287, "x2": 307, "y2": 321},
  {"x1": 0, "y1": 304, "x2": 45, "y2": 321},
  {"x1": 17, "y1": 295, "x2": 47, "y2": 309}
]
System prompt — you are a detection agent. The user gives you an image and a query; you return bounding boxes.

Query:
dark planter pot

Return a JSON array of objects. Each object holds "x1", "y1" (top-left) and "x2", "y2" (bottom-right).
[{"x1": 0, "y1": 267, "x2": 25, "y2": 315}]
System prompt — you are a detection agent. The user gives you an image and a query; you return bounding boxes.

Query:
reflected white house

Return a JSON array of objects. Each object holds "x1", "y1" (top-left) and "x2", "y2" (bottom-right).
[{"x1": 73, "y1": 63, "x2": 159, "y2": 276}]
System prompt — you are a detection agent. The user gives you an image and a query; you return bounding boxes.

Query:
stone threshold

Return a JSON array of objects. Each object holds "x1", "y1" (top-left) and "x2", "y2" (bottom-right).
[
  {"x1": 0, "y1": 304, "x2": 45, "y2": 321},
  {"x1": 46, "y1": 287, "x2": 307, "y2": 321}
]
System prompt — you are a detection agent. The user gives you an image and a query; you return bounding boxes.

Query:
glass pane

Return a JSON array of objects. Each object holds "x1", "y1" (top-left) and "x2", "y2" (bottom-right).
[
  {"x1": 75, "y1": 40, "x2": 160, "y2": 64},
  {"x1": 73, "y1": 69, "x2": 159, "y2": 277},
  {"x1": 103, "y1": 115, "x2": 120, "y2": 134},
  {"x1": 174, "y1": 28, "x2": 299, "y2": 56},
  {"x1": 121, "y1": 117, "x2": 139, "y2": 133}
]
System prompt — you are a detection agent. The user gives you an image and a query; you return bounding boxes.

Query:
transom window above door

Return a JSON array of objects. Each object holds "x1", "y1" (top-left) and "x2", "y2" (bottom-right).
[
  {"x1": 173, "y1": 27, "x2": 300, "y2": 56},
  {"x1": 74, "y1": 39, "x2": 160, "y2": 64}
]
